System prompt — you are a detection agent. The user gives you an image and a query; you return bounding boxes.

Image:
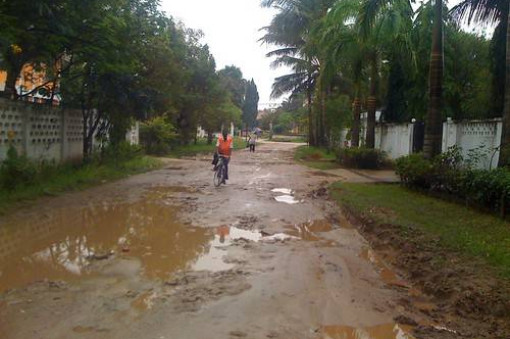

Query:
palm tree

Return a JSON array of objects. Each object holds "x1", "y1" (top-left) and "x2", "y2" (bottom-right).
[
  {"x1": 423, "y1": 0, "x2": 444, "y2": 158},
  {"x1": 326, "y1": 0, "x2": 413, "y2": 148},
  {"x1": 260, "y1": 0, "x2": 335, "y2": 146},
  {"x1": 451, "y1": 0, "x2": 510, "y2": 165}
]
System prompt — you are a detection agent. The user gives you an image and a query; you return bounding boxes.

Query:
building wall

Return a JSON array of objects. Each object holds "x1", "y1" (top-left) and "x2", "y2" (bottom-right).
[
  {"x1": 353, "y1": 118, "x2": 502, "y2": 170},
  {"x1": 375, "y1": 123, "x2": 413, "y2": 159},
  {"x1": 0, "y1": 98, "x2": 83, "y2": 162},
  {"x1": 442, "y1": 118, "x2": 501, "y2": 169}
]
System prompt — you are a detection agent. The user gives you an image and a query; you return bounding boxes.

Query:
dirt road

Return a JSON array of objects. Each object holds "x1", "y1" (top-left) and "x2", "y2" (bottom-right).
[{"x1": 0, "y1": 142, "x2": 435, "y2": 339}]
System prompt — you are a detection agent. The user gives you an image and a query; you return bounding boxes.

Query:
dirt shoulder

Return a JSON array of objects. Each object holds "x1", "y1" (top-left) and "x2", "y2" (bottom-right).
[{"x1": 331, "y1": 182, "x2": 510, "y2": 339}]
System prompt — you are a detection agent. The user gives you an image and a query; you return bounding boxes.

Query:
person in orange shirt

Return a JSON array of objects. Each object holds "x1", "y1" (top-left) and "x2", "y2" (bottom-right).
[
  {"x1": 216, "y1": 129, "x2": 234, "y2": 183},
  {"x1": 217, "y1": 225, "x2": 230, "y2": 243}
]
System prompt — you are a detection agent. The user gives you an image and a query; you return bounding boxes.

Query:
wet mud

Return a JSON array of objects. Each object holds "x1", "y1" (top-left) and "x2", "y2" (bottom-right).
[
  {"x1": 341, "y1": 205, "x2": 510, "y2": 339},
  {"x1": 0, "y1": 142, "x2": 492, "y2": 339}
]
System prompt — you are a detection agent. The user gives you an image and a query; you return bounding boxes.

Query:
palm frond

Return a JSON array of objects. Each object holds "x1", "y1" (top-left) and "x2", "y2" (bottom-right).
[{"x1": 450, "y1": 0, "x2": 506, "y2": 24}]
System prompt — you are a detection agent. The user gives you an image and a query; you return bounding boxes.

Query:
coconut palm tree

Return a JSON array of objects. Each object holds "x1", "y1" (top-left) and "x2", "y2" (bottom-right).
[
  {"x1": 325, "y1": 0, "x2": 413, "y2": 148},
  {"x1": 421, "y1": 0, "x2": 444, "y2": 158},
  {"x1": 451, "y1": 0, "x2": 510, "y2": 165},
  {"x1": 260, "y1": 0, "x2": 335, "y2": 146},
  {"x1": 358, "y1": 0, "x2": 442, "y2": 157}
]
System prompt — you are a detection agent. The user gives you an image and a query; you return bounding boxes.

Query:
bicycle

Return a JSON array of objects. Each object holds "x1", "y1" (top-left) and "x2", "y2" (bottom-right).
[{"x1": 213, "y1": 155, "x2": 227, "y2": 187}]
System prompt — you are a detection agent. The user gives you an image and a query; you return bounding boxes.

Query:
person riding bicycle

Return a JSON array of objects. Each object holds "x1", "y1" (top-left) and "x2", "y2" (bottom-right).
[{"x1": 216, "y1": 129, "x2": 233, "y2": 183}]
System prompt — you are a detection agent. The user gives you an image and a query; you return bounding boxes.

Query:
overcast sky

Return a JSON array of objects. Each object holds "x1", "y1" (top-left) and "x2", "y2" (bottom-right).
[
  {"x1": 159, "y1": 0, "x2": 492, "y2": 110},
  {"x1": 159, "y1": 0, "x2": 289, "y2": 110}
]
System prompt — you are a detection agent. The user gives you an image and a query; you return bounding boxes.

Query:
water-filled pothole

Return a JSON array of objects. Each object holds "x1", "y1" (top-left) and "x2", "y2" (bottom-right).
[
  {"x1": 320, "y1": 323, "x2": 415, "y2": 339},
  {"x1": 0, "y1": 199, "x2": 214, "y2": 292},
  {"x1": 0, "y1": 193, "x2": 298, "y2": 293},
  {"x1": 271, "y1": 188, "x2": 300, "y2": 204},
  {"x1": 274, "y1": 195, "x2": 299, "y2": 204}
]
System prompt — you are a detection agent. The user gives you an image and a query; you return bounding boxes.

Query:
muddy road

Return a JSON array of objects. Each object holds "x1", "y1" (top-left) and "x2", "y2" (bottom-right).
[{"x1": 0, "y1": 142, "x2": 442, "y2": 339}]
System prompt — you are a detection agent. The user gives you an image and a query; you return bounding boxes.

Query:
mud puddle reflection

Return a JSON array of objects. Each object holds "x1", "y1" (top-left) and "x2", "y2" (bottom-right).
[
  {"x1": 271, "y1": 187, "x2": 300, "y2": 204},
  {"x1": 0, "y1": 189, "x2": 233, "y2": 293},
  {"x1": 320, "y1": 323, "x2": 414, "y2": 339},
  {"x1": 285, "y1": 220, "x2": 338, "y2": 246},
  {"x1": 360, "y1": 247, "x2": 409, "y2": 288}
]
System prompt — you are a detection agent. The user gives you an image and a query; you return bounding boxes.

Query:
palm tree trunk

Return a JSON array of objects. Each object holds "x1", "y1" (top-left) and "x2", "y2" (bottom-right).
[
  {"x1": 307, "y1": 84, "x2": 314, "y2": 146},
  {"x1": 423, "y1": 0, "x2": 444, "y2": 159},
  {"x1": 499, "y1": 8, "x2": 510, "y2": 167},
  {"x1": 319, "y1": 90, "x2": 325, "y2": 146},
  {"x1": 366, "y1": 55, "x2": 377, "y2": 149},
  {"x1": 352, "y1": 97, "x2": 361, "y2": 147}
]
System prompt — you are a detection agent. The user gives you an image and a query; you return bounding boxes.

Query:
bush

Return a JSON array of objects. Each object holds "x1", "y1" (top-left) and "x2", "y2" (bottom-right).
[
  {"x1": 140, "y1": 117, "x2": 177, "y2": 155},
  {"x1": 395, "y1": 147, "x2": 510, "y2": 216},
  {"x1": 395, "y1": 153, "x2": 434, "y2": 188},
  {"x1": 99, "y1": 142, "x2": 142, "y2": 164},
  {"x1": 0, "y1": 146, "x2": 38, "y2": 190},
  {"x1": 337, "y1": 147, "x2": 387, "y2": 169}
]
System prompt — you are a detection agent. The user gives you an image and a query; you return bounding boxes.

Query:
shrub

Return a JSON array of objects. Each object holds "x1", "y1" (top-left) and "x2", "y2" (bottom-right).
[
  {"x1": 0, "y1": 146, "x2": 37, "y2": 190},
  {"x1": 395, "y1": 153, "x2": 434, "y2": 188},
  {"x1": 140, "y1": 117, "x2": 177, "y2": 155},
  {"x1": 337, "y1": 147, "x2": 387, "y2": 169},
  {"x1": 395, "y1": 147, "x2": 510, "y2": 217},
  {"x1": 100, "y1": 142, "x2": 142, "y2": 164}
]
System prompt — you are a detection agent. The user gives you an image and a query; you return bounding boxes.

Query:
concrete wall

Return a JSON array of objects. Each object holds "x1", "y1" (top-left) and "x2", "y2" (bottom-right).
[
  {"x1": 126, "y1": 121, "x2": 140, "y2": 146},
  {"x1": 375, "y1": 123, "x2": 414, "y2": 159},
  {"x1": 0, "y1": 98, "x2": 83, "y2": 162},
  {"x1": 442, "y1": 118, "x2": 502, "y2": 169},
  {"x1": 352, "y1": 117, "x2": 502, "y2": 169}
]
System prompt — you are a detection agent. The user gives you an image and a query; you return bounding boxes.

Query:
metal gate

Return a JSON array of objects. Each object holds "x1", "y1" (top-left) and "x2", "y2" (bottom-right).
[{"x1": 412, "y1": 121, "x2": 425, "y2": 153}]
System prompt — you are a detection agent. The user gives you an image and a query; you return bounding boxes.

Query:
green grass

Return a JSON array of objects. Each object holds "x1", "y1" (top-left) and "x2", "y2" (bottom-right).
[
  {"x1": 167, "y1": 137, "x2": 246, "y2": 158},
  {"x1": 294, "y1": 145, "x2": 340, "y2": 170},
  {"x1": 331, "y1": 182, "x2": 510, "y2": 277},
  {"x1": 0, "y1": 156, "x2": 162, "y2": 213},
  {"x1": 270, "y1": 135, "x2": 307, "y2": 143}
]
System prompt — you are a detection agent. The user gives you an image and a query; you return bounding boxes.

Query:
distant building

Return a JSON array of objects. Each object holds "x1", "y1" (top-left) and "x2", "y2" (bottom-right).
[{"x1": 0, "y1": 63, "x2": 61, "y2": 105}]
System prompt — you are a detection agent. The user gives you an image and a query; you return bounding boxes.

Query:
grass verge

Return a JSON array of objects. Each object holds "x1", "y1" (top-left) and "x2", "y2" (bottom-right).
[
  {"x1": 167, "y1": 137, "x2": 246, "y2": 158},
  {"x1": 0, "y1": 155, "x2": 162, "y2": 213},
  {"x1": 331, "y1": 182, "x2": 510, "y2": 277},
  {"x1": 294, "y1": 145, "x2": 339, "y2": 170},
  {"x1": 270, "y1": 135, "x2": 307, "y2": 143}
]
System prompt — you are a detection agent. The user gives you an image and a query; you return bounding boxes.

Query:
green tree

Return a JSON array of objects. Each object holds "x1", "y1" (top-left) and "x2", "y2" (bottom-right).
[
  {"x1": 423, "y1": 0, "x2": 444, "y2": 159},
  {"x1": 451, "y1": 0, "x2": 510, "y2": 165},
  {"x1": 218, "y1": 66, "x2": 247, "y2": 110},
  {"x1": 260, "y1": 0, "x2": 335, "y2": 146},
  {"x1": 242, "y1": 79, "x2": 259, "y2": 129}
]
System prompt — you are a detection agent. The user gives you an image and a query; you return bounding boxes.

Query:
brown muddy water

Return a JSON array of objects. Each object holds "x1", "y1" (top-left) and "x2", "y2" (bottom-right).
[
  {"x1": 0, "y1": 196, "x2": 213, "y2": 292},
  {"x1": 0, "y1": 187, "x2": 303, "y2": 293},
  {"x1": 359, "y1": 247, "x2": 409, "y2": 288},
  {"x1": 320, "y1": 323, "x2": 414, "y2": 339}
]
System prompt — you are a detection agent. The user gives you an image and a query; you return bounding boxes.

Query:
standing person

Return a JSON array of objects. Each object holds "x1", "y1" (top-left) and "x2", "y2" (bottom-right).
[
  {"x1": 216, "y1": 129, "x2": 233, "y2": 183},
  {"x1": 248, "y1": 133, "x2": 256, "y2": 152}
]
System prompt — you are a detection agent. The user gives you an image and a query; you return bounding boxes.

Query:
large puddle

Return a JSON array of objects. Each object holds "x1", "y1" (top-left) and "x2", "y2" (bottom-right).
[
  {"x1": 0, "y1": 198, "x2": 215, "y2": 292},
  {"x1": 320, "y1": 323, "x2": 414, "y2": 339},
  {"x1": 0, "y1": 188, "x2": 299, "y2": 293}
]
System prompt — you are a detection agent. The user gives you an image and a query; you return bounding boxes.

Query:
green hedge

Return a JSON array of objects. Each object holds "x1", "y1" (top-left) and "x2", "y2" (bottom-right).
[
  {"x1": 337, "y1": 147, "x2": 387, "y2": 169},
  {"x1": 395, "y1": 147, "x2": 510, "y2": 216}
]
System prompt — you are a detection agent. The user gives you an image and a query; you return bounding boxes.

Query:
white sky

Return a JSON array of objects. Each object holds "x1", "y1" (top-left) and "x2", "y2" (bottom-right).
[
  {"x1": 159, "y1": 0, "x2": 290, "y2": 110},
  {"x1": 159, "y1": 0, "x2": 494, "y2": 110}
]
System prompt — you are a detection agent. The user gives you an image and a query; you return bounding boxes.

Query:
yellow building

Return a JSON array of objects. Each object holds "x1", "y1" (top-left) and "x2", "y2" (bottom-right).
[{"x1": 0, "y1": 64, "x2": 60, "y2": 105}]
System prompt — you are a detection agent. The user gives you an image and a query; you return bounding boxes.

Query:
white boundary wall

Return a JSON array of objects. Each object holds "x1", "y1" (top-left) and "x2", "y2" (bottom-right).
[
  {"x1": 0, "y1": 99, "x2": 83, "y2": 162},
  {"x1": 354, "y1": 117, "x2": 502, "y2": 169},
  {"x1": 375, "y1": 123, "x2": 414, "y2": 159},
  {"x1": 442, "y1": 118, "x2": 502, "y2": 169}
]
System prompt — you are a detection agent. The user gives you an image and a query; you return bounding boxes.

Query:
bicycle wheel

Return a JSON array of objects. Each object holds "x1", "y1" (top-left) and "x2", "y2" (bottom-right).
[{"x1": 213, "y1": 162, "x2": 224, "y2": 187}]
